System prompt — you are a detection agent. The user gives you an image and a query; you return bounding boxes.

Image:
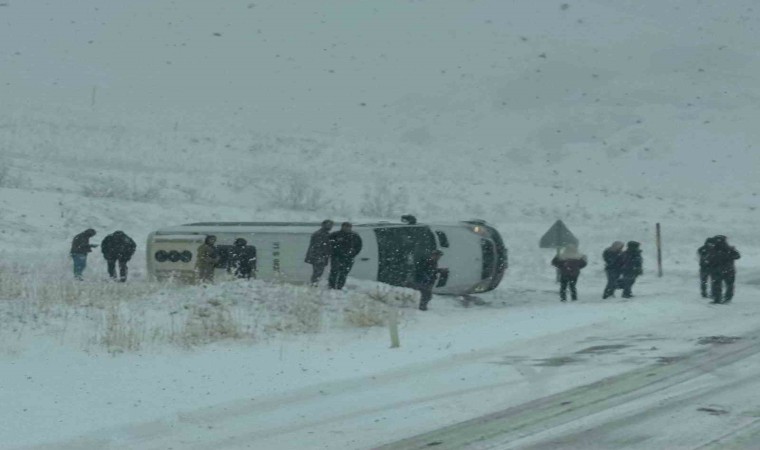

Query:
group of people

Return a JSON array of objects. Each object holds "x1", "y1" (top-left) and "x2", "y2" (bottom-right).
[
  {"x1": 305, "y1": 220, "x2": 447, "y2": 309},
  {"x1": 305, "y1": 220, "x2": 363, "y2": 290},
  {"x1": 70, "y1": 229, "x2": 136, "y2": 281},
  {"x1": 550, "y1": 237, "x2": 741, "y2": 304},
  {"x1": 195, "y1": 235, "x2": 258, "y2": 283},
  {"x1": 72, "y1": 226, "x2": 742, "y2": 308}
]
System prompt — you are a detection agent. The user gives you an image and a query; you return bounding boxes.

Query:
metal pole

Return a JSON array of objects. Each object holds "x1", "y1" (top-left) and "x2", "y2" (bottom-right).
[
  {"x1": 656, "y1": 223, "x2": 663, "y2": 277},
  {"x1": 389, "y1": 308, "x2": 400, "y2": 348}
]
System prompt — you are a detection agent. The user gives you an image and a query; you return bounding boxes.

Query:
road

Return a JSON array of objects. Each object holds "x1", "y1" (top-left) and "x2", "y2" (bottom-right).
[{"x1": 378, "y1": 334, "x2": 760, "y2": 450}]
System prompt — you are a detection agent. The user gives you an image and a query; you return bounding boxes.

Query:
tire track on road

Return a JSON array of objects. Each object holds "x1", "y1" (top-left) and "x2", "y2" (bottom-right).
[{"x1": 376, "y1": 334, "x2": 760, "y2": 450}]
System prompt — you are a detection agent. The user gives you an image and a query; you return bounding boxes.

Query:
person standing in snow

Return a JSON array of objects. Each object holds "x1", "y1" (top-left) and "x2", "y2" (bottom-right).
[
  {"x1": 602, "y1": 241, "x2": 625, "y2": 299},
  {"x1": 328, "y1": 222, "x2": 362, "y2": 290},
  {"x1": 305, "y1": 220, "x2": 333, "y2": 286},
  {"x1": 100, "y1": 230, "x2": 136, "y2": 282},
  {"x1": 70, "y1": 228, "x2": 98, "y2": 280},
  {"x1": 697, "y1": 237, "x2": 716, "y2": 298},
  {"x1": 414, "y1": 250, "x2": 448, "y2": 311},
  {"x1": 196, "y1": 235, "x2": 220, "y2": 284},
  {"x1": 707, "y1": 235, "x2": 740, "y2": 304},
  {"x1": 228, "y1": 238, "x2": 257, "y2": 279},
  {"x1": 619, "y1": 241, "x2": 643, "y2": 298},
  {"x1": 551, "y1": 244, "x2": 587, "y2": 302}
]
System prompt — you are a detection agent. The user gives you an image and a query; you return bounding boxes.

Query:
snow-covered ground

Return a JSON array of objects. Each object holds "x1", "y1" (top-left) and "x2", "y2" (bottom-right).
[{"x1": 1, "y1": 0, "x2": 760, "y2": 448}]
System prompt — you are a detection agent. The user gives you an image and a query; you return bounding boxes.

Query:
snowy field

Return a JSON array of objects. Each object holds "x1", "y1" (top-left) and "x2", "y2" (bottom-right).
[{"x1": 2, "y1": 0, "x2": 760, "y2": 448}]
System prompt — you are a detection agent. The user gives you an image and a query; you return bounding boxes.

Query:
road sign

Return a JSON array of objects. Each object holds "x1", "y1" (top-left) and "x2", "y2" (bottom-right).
[{"x1": 539, "y1": 220, "x2": 579, "y2": 249}]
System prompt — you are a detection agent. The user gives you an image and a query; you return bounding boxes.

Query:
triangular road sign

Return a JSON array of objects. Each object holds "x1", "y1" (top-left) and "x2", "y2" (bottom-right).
[{"x1": 539, "y1": 220, "x2": 579, "y2": 249}]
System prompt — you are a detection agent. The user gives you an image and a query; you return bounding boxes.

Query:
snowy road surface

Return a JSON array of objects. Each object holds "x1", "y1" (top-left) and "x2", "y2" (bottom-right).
[{"x1": 380, "y1": 332, "x2": 760, "y2": 450}]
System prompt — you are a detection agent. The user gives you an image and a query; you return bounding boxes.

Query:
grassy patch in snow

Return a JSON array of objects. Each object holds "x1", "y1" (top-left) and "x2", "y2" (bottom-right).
[{"x1": 0, "y1": 265, "x2": 418, "y2": 354}]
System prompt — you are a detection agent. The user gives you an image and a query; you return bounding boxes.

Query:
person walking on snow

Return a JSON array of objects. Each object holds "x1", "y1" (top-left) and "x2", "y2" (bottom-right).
[
  {"x1": 414, "y1": 250, "x2": 448, "y2": 311},
  {"x1": 70, "y1": 228, "x2": 97, "y2": 280},
  {"x1": 100, "y1": 230, "x2": 136, "y2": 282},
  {"x1": 551, "y1": 244, "x2": 587, "y2": 302},
  {"x1": 196, "y1": 235, "x2": 220, "y2": 284},
  {"x1": 619, "y1": 241, "x2": 643, "y2": 298},
  {"x1": 305, "y1": 220, "x2": 333, "y2": 285},
  {"x1": 328, "y1": 222, "x2": 362, "y2": 290},
  {"x1": 707, "y1": 235, "x2": 740, "y2": 304},
  {"x1": 602, "y1": 241, "x2": 624, "y2": 299},
  {"x1": 697, "y1": 237, "x2": 717, "y2": 298},
  {"x1": 228, "y1": 238, "x2": 257, "y2": 279}
]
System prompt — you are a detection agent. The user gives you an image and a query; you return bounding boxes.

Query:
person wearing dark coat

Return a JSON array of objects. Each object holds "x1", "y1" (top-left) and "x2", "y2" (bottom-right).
[
  {"x1": 414, "y1": 250, "x2": 448, "y2": 311},
  {"x1": 707, "y1": 235, "x2": 740, "y2": 304},
  {"x1": 196, "y1": 235, "x2": 220, "y2": 283},
  {"x1": 228, "y1": 238, "x2": 257, "y2": 279},
  {"x1": 618, "y1": 241, "x2": 643, "y2": 298},
  {"x1": 602, "y1": 241, "x2": 624, "y2": 299},
  {"x1": 551, "y1": 244, "x2": 588, "y2": 302},
  {"x1": 697, "y1": 237, "x2": 717, "y2": 298},
  {"x1": 70, "y1": 229, "x2": 97, "y2": 280},
  {"x1": 305, "y1": 220, "x2": 333, "y2": 285},
  {"x1": 100, "y1": 231, "x2": 136, "y2": 282},
  {"x1": 328, "y1": 222, "x2": 362, "y2": 290}
]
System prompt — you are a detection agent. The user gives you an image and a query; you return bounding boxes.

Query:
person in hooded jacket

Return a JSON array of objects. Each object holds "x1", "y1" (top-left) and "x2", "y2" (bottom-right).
[
  {"x1": 328, "y1": 222, "x2": 362, "y2": 290},
  {"x1": 619, "y1": 241, "x2": 643, "y2": 298},
  {"x1": 196, "y1": 235, "x2": 220, "y2": 284},
  {"x1": 602, "y1": 241, "x2": 624, "y2": 299},
  {"x1": 70, "y1": 229, "x2": 98, "y2": 280},
  {"x1": 551, "y1": 244, "x2": 588, "y2": 302},
  {"x1": 707, "y1": 235, "x2": 740, "y2": 304},
  {"x1": 697, "y1": 237, "x2": 716, "y2": 298},
  {"x1": 100, "y1": 230, "x2": 137, "y2": 282},
  {"x1": 414, "y1": 250, "x2": 448, "y2": 311},
  {"x1": 228, "y1": 238, "x2": 257, "y2": 279},
  {"x1": 305, "y1": 220, "x2": 333, "y2": 285}
]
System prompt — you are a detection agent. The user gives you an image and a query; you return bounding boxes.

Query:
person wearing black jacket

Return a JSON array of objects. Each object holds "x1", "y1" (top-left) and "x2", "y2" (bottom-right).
[
  {"x1": 70, "y1": 229, "x2": 97, "y2": 280},
  {"x1": 697, "y1": 237, "x2": 716, "y2": 298},
  {"x1": 619, "y1": 241, "x2": 643, "y2": 298},
  {"x1": 707, "y1": 235, "x2": 740, "y2": 304},
  {"x1": 328, "y1": 222, "x2": 362, "y2": 290},
  {"x1": 551, "y1": 245, "x2": 587, "y2": 302},
  {"x1": 414, "y1": 250, "x2": 448, "y2": 311},
  {"x1": 228, "y1": 238, "x2": 257, "y2": 279},
  {"x1": 101, "y1": 231, "x2": 136, "y2": 282},
  {"x1": 602, "y1": 241, "x2": 624, "y2": 299},
  {"x1": 305, "y1": 220, "x2": 333, "y2": 285}
]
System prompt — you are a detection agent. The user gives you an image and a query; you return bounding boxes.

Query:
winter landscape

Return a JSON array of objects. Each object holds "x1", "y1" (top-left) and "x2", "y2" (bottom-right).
[{"x1": 2, "y1": 0, "x2": 760, "y2": 449}]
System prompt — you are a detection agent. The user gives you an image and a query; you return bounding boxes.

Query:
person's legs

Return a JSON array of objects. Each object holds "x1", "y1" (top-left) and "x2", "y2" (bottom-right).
[
  {"x1": 327, "y1": 261, "x2": 339, "y2": 289},
  {"x1": 118, "y1": 260, "x2": 128, "y2": 282},
  {"x1": 559, "y1": 277, "x2": 568, "y2": 302},
  {"x1": 724, "y1": 272, "x2": 736, "y2": 303},
  {"x1": 311, "y1": 262, "x2": 326, "y2": 285},
  {"x1": 711, "y1": 274, "x2": 723, "y2": 303},
  {"x1": 621, "y1": 276, "x2": 635, "y2": 298},
  {"x1": 106, "y1": 259, "x2": 117, "y2": 279},
  {"x1": 335, "y1": 260, "x2": 353, "y2": 290},
  {"x1": 72, "y1": 254, "x2": 87, "y2": 280},
  {"x1": 699, "y1": 268, "x2": 710, "y2": 297},
  {"x1": 418, "y1": 285, "x2": 433, "y2": 310},
  {"x1": 569, "y1": 276, "x2": 578, "y2": 301},
  {"x1": 603, "y1": 270, "x2": 618, "y2": 299}
]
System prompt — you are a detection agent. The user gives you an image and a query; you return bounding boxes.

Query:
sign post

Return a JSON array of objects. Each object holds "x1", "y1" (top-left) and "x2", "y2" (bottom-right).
[
  {"x1": 539, "y1": 220, "x2": 579, "y2": 282},
  {"x1": 389, "y1": 307, "x2": 400, "y2": 349},
  {"x1": 656, "y1": 223, "x2": 663, "y2": 278}
]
